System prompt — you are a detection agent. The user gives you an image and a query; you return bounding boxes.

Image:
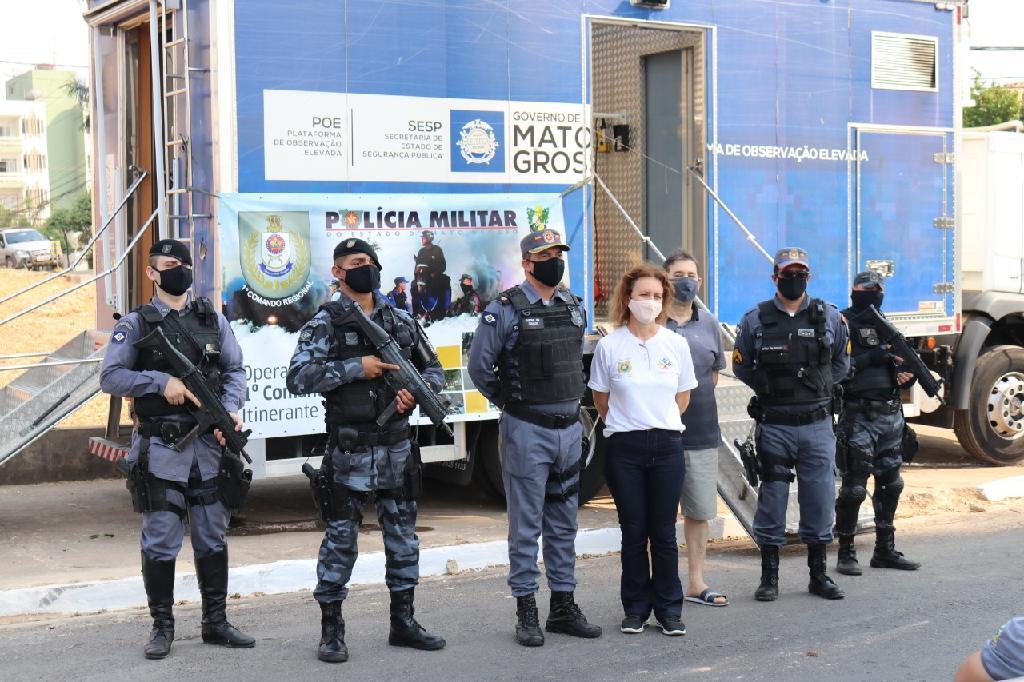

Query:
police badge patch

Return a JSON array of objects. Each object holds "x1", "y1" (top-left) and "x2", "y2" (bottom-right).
[
  {"x1": 482, "y1": 312, "x2": 497, "y2": 327},
  {"x1": 111, "y1": 330, "x2": 128, "y2": 344},
  {"x1": 299, "y1": 328, "x2": 313, "y2": 343}
]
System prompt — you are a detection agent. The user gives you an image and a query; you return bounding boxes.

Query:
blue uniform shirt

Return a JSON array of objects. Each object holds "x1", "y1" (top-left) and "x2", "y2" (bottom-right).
[
  {"x1": 99, "y1": 295, "x2": 247, "y2": 483},
  {"x1": 732, "y1": 293, "x2": 850, "y2": 412},
  {"x1": 467, "y1": 280, "x2": 587, "y2": 416}
]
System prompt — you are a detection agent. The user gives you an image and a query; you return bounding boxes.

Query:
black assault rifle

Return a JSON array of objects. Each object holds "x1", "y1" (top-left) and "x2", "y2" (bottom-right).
[
  {"x1": 349, "y1": 304, "x2": 454, "y2": 438},
  {"x1": 852, "y1": 304, "x2": 943, "y2": 401},
  {"x1": 135, "y1": 326, "x2": 253, "y2": 463}
]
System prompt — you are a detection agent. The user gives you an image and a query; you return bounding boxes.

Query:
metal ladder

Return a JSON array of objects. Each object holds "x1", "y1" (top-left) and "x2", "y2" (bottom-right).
[{"x1": 156, "y1": 0, "x2": 211, "y2": 247}]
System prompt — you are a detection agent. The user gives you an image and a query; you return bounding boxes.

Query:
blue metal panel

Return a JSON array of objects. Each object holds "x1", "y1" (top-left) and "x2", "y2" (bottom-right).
[
  {"x1": 229, "y1": 0, "x2": 956, "y2": 326},
  {"x1": 855, "y1": 131, "x2": 948, "y2": 315}
]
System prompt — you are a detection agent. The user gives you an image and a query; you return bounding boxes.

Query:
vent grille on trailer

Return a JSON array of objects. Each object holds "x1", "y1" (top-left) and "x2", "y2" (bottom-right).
[{"x1": 871, "y1": 32, "x2": 938, "y2": 91}]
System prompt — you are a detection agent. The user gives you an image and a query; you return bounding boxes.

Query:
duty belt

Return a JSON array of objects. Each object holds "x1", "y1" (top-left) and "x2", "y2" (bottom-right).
[
  {"x1": 844, "y1": 398, "x2": 901, "y2": 415},
  {"x1": 761, "y1": 405, "x2": 831, "y2": 426},
  {"x1": 328, "y1": 425, "x2": 411, "y2": 448},
  {"x1": 504, "y1": 403, "x2": 580, "y2": 430},
  {"x1": 138, "y1": 418, "x2": 198, "y2": 446}
]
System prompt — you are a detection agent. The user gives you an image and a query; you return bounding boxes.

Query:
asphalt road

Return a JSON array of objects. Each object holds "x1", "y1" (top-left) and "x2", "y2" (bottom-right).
[{"x1": 1, "y1": 509, "x2": 1020, "y2": 681}]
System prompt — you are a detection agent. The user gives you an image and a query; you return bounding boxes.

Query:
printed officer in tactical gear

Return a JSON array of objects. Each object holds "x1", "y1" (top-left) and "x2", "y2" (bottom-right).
[
  {"x1": 99, "y1": 239, "x2": 254, "y2": 660},
  {"x1": 467, "y1": 228, "x2": 602, "y2": 647},
  {"x1": 286, "y1": 238, "x2": 446, "y2": 663},
  {"x1": 450, "y1": 273, "x2": 484, "y2": 316},
  {"x1": 732, "y1": 247, "x2": 850, "y2": 602},
  {"x1": 834, "y1": 271, "x2": 921, "y2": 575}
]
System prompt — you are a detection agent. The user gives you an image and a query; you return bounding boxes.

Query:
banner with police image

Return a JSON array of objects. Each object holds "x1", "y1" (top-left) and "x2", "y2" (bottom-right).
[{"x1": 218, "y1": 192, "x2": 568, "y2": 439}]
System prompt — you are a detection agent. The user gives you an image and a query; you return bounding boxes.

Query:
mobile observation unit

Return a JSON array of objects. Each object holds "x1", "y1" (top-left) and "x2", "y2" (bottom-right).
[{"x1": 11, "y1": 1, "x2": 1016, "y2": 530}]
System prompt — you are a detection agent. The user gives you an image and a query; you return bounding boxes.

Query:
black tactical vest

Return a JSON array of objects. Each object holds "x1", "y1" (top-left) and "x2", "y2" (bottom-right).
[
  {"x1": 321, "y1": 298, "x2": 416, "y2": 430},
  {"x1": 497, "y1": 286, "x2": 585, "y2": 406},
  {"x1": 842, "y1": 306, "x2": 898, "y2": 399},
  {"x1": 132, "y1": 298, "x2": 222, "y2": 419},
  {"x1": 752, "y1": 298, "x2": 833, "y2": 407}
]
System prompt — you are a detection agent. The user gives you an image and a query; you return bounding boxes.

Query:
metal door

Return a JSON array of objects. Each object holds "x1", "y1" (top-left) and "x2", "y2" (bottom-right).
[
  {"x1": 644, "y1": 50, "x2": 685, "y2": 262},
  {"x1": 853, "y1": 128, "x2": 952, "y2": 316}
]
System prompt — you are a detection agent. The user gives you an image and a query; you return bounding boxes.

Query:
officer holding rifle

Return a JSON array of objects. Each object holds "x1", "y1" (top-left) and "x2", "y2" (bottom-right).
[
  {"x1": 287, "y1": 238, "x2": 446, "y2": 664},
  {"x1": 834, "y1": 271, "x2": 922, "y2": 576},
  {"x1": 99, "y1": 239, "x2": 254, "y2": 660}
]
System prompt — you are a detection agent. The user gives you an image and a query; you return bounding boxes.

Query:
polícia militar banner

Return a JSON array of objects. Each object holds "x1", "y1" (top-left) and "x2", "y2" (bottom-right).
[{"x1": 218, "y1": 192, "x2": 568, "y2": 439}]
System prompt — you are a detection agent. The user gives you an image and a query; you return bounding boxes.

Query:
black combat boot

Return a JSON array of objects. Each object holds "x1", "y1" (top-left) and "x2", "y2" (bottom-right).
[
  {"x1": 142, "y1": 554, "x2": 175, "y2": 660},
  {"x1": 546, "y1": 591, "x2": 602, "y2": 639},
  {"x1": 317, "y1": 601, "x2": 348, "y2": 663},
  {"x1": 807, "y1": 544, "x2": 845, "y2": 600},
  {"x1": 871, "y1": 528, "x2": 921, "y2": 571},
  {"x1": 836, "y1": 534, "x2": 862, "y2": 576},
  {"x1": 195, "y1": 549, "x2": 256, "y2": 648},
  {"x1": 754, "y1": 545, "x2": 780, "y2": 601},
  {"x1": 388, "y1": 588, "x2": 446, "y2": 651},
  {"x1": 515, "y1": 594, "x2": 544, "y2": 647}
]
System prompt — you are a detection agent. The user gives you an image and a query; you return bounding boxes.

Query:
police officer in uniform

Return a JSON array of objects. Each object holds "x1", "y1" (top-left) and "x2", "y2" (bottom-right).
[
  {"x1": 834, "y1": 271, "x2": 921, "y2": 575},
  {"x1": 286, "y1": 238, "x2": 446, "y2": 663},
  {"x1": 450, "y1": 273, "x2": 484, "y2": 316},
  {"x1": 415, "y1": 230, "x2": 447, "y2": 278},
  {"x1": 99, "y1": 239, "x2": 254, "y2": 659},
  {"x1": 468, "y1": 228, "x2": 602, "y2": 647},
  {"x1": 732, "y1": 247, "x2": 850, "y2": 601}
]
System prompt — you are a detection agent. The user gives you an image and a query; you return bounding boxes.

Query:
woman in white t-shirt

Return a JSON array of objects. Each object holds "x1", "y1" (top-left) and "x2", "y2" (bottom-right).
[{"x1": 588, "y1": 264, "x2": 697, "y2": 637}]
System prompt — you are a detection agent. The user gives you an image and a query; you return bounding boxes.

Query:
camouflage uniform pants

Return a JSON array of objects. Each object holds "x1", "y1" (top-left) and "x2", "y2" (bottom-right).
[{"x1": 313, "y1": 491, "x2": 420, "y2": 604}]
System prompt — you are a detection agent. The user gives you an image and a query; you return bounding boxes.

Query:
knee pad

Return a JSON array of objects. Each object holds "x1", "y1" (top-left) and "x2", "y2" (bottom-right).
[
  {"x1": 875, "y1": 468, "x2": 903, "y2": 496},
  {"x1": 848, "y1": 446, "x2": 874, "y2": 476},
  {"x1": 838, "y1": 483, "x2": 867, "y2": 505}
]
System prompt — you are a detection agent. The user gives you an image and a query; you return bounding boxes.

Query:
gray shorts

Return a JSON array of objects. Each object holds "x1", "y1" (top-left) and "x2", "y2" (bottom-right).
[{"x1": 680, "y1": 447, "x2": 718, "y2": 521}]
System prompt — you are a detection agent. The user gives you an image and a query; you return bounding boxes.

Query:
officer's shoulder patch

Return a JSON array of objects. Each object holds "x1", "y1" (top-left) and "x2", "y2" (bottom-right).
[
  {"x1": 732, "y1": 347, "x2": 743, "y2": 365},
  {"x1": 481, "y1": 312, "x2": 498, "y2": 327},
  {"x1": 299, "y1": 327, "x2": 314, "y2": 343},
  {"x1": 110, "y1": 329, "x2": 129, "y2": 344}
]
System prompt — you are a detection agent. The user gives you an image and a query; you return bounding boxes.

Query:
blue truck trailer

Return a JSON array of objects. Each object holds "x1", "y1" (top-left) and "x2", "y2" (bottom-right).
[{"x1": 72, "y1": 0, "x2": 1015, "y2": 517}]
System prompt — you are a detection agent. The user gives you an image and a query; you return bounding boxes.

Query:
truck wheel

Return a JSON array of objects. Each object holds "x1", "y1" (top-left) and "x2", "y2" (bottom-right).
[
  {"x1": 954, "y1": 344, "x2": 1024, "y2": 465},
  {"x1": 477, "y1": 408, "x2": 607, "y2": 505}
]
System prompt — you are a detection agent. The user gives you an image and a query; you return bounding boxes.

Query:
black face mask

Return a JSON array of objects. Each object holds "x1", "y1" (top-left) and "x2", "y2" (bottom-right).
[
  {"x1": 776, "y1": 275, "x2": 807, "y2": 301},
  {"x1": 157, "y1": 265, "x2": 193, "y2": 296},
  {"x1": 851, "y1": 290, "x2": 884, "y2": 311},
  {"x1": 673, "y1": 277, "x2": 699, "y2": 303},
  {"x1": 344, "y1": 264, "x2": 380, "y2": 294},
  {"x1": 529, "y1": 258, "x2": 565, "y2": 287},
  {"x1": 461, "y1": 283, "x2": 473, "y2": 294}
]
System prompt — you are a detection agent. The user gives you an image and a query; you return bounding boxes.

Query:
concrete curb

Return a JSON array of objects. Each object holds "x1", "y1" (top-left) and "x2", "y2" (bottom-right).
[
  {"x1": 0, "y1": 527, "x2": 616, "y2": 618},
  {"x1": 977, "y1": 475, "x2": 1024, "y2": 502},
  {"x1": 0, "y1": 516, "x2": 742, "y2": 618}
]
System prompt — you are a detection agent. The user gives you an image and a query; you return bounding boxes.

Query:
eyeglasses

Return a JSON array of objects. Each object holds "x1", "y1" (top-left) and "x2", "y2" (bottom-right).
[{"x1": 778, "y1": 270, "x2": 810, "y2": 281}]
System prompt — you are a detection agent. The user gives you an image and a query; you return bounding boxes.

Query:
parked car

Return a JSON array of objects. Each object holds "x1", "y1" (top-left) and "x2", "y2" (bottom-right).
[{"x1": 0, "y1": 228, "x2": 60, "y2": 270}]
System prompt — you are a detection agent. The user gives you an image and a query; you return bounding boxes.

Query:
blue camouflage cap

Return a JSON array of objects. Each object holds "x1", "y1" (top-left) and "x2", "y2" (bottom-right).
[
  {"x1": 773, "y1": 246, "x2": 809, "y2": 271},
  {"x1": 853, "y1": 270, "x2": 884, "y2": 289},
  {"x1": 520, "y1": 228, "x2": 569, "y2": 257}
]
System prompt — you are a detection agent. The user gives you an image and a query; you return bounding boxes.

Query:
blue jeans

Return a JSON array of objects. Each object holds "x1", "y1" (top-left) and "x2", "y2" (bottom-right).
[{"x1": 604, "y1": 429, "x2": 686, "y2": 620}]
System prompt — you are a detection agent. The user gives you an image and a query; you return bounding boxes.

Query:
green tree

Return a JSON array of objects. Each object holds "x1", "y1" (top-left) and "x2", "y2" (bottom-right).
[
  {"x1": 63, "y1": 77, "x2": 90, "y2": 132},
  {"x1": 963, "y1": 75, "x2": 1023, "y2": 128},
  {"x1": 44, "y1": 193, "x2": 93, "y2": 267}
]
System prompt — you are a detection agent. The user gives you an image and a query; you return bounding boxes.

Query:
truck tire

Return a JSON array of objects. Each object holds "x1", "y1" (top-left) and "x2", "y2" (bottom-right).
[
  {"x1": 954, "y1": 344, "x2": 1024, "y2": 465},
  {"x1": 476, "y1": 408, "x2": 607, "y2": 505}
]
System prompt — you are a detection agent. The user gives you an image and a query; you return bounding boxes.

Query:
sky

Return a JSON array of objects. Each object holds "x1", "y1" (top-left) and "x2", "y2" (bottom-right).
[
  {"x1": 0, "y1": 0, "x2": 89, "y2": 94},
  {"x1": 0, "y1": 0, "x2": 1021, "y2": 94}
]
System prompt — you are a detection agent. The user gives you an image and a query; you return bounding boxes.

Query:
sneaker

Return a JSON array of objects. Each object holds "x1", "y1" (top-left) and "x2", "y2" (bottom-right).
[
  {"x1": 620, "y1": 616, "x2": 647, "y2": 634},
  {"x1": 656, "y1": 617, "x2": 686, "y2": 636}
]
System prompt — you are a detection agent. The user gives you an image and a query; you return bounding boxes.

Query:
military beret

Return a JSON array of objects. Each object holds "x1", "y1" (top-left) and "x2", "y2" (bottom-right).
[
  {"x1": 853, "y1": 271, "x2": 884, "y2": 290},
  {"x1": 149, "y1": 239, "x2": 192, "y2": 266},
  {"x1": 333, "y1": 237, "x2": 381, "y2": 270}
]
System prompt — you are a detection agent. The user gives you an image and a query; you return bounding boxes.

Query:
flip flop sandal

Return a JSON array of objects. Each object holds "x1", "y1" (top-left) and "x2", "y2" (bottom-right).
[{"x1": 684, "y1": 589, "x2": 729, "y2": 607}]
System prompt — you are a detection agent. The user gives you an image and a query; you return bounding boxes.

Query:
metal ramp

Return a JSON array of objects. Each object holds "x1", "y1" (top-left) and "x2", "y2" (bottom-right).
[{"x1": 0, "y1": 331, "x2": 109, "y2": 468}]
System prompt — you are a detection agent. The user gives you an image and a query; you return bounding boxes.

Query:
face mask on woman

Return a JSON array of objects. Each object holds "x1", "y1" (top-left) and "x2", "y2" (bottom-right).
[{"x1": 628, "y1": 299, "x2": 662, "y2": 325}]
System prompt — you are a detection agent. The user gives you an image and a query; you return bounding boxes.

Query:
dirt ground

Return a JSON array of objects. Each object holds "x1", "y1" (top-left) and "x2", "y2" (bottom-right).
[{"x1": 0, "y1": 269, "x2": 121, "y2": 427}]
